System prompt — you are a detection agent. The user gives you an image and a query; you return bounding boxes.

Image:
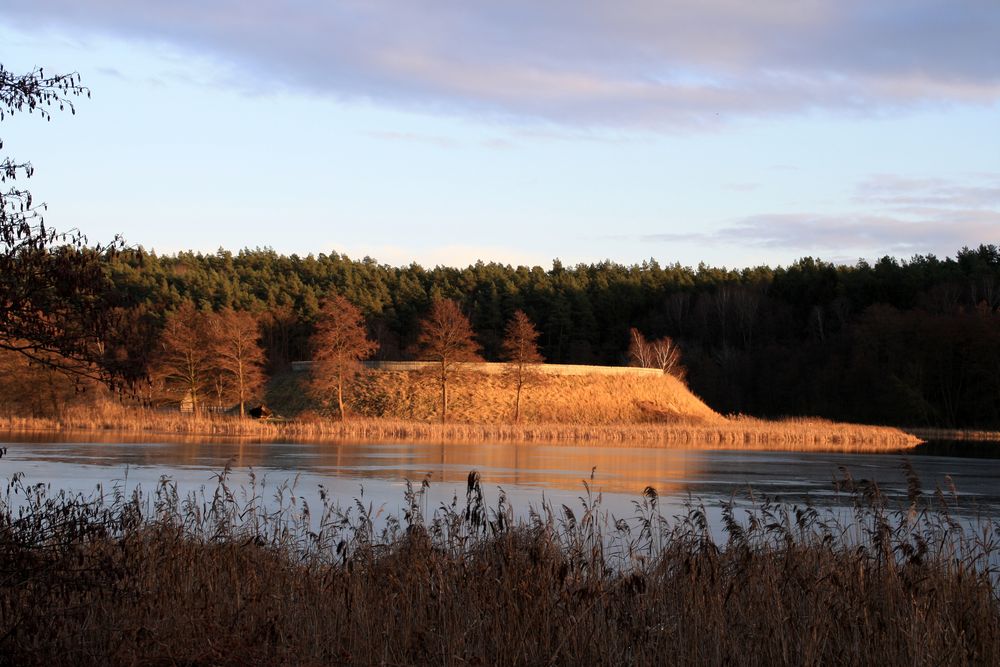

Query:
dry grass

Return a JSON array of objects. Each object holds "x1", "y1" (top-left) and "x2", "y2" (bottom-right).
[
  {"x1": 346, "y1": 367, "x2": 722, "y2": 424},
  {"x1": 906, "y1": 427, "x2": 1000, "y2": 442},
  {"x1": 0, "y1": 465, "x2": 997, "y2": 666},
  {"x1": 0, "y1": 366, "x2": 923, "y2": 450},
  {"x1": 0, "y1": 402, "x2": 920, "y2": 451}
]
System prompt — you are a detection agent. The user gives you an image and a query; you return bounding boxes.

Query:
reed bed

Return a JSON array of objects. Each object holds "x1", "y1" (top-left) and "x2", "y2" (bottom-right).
[
  {"x1": 0, "y1": 405, "x2": 920, "y2": 451},
  {"x1": 0, "y1": 462, "x2": 997, "y2": 666},
  {"x1": 907, "y1": 427, "x2": 1000, "y2": 442}
]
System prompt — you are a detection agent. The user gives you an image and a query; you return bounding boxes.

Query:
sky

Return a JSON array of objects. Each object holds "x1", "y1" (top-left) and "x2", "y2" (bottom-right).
[{"x1": 2, "y1": 1, "x2": 998, "y2": 269}]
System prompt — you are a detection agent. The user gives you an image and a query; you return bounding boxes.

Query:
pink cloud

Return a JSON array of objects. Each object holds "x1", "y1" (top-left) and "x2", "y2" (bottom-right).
[{"x1": 4, "y1": 0, "x2": 999, "y2": 128}]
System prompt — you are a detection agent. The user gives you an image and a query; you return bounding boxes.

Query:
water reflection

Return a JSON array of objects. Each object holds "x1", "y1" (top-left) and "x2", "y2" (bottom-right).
[
  {"x1": 2, "y1": 435, "x2": 702, "y2": 496},
  {"x1": 913, "y1": 440, "x2": 1000, "y2": 459},
  {"x1": 2, "y1": 432, "x2": 999, "y2": 526}
]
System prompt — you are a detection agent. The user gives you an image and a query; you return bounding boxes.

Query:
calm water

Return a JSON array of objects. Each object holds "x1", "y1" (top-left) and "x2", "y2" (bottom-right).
[{"x1": 2, "y1": 433, "x2": 999, "y2": 529}]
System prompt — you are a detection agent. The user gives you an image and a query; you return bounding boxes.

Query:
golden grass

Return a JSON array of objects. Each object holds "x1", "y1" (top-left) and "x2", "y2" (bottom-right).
[
  {"x1": 0, "y1": 401, "x2": 920, "y2": 451},
  {"x1": 347, "y1": 368, "x2": 722, "y2": 424},
  {"x1": 0, "y1": 368, "x2": 923, "y2": 451},
  {"x1": 0, "y1": 364, "x2": 921, "y2": 452},
  {"x1": 906, "y1": 427, "x2": 1000, "y2": 442},
  {"x1": 1, "y1": 468, "x2": 997, "y2": 665}
]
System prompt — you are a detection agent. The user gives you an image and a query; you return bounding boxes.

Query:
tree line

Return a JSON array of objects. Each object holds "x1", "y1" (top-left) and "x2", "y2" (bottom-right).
[
  {"x1": 139, "y1": 294, "x2": 545, "y2": 423},
  {"x1": 3, "y1": 65, "x2": 998, "y2": 429},
  {"x1": 0, "y1": 66, "x2": 1000, "y2": 428},
  {"x1": 81, "y1": 244, "x2": 1000, "y2": 428},
  {"x1": 5, "y1": 238, "x2": 999, "y2": 429}
]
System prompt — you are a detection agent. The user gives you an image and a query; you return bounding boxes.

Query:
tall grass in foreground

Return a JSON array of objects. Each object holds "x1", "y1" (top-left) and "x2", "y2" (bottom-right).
[
  {"x1": 0, "y1": 403, "x2": 920, "y2": 451},
  {"x1": 1, "y1": 462, "x2": 997, "y2": 665}
]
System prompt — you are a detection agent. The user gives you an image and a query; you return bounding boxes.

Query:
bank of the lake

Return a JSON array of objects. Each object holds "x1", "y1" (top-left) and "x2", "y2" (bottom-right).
[
  {"x1": 907, "y1": 427, "x2": 1000, "y2": 442},
  {"x1": 1, "y1": 457, "x2": 997, "y2": 667},
  {"x1": 0, "y1": 409, "x2": 920, "y2": 451}
]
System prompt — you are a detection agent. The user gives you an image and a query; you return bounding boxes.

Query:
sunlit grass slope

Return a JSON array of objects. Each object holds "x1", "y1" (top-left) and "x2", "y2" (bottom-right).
[
  {"x1": 345, "y1": 367, "x2": 721, "y2": 425},
  {"x1": 0, "y1": 364, "x2": 920, "y2": 450}
]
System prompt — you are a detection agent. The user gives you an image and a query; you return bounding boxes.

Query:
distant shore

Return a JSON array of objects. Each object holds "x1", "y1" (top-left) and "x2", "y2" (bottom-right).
[
  {"x1": 904, "y1": 427, "x2": 1000, "y2": 442},
  {"x1": 0, "y1": 409, "x2": 921, "y2": 452}
]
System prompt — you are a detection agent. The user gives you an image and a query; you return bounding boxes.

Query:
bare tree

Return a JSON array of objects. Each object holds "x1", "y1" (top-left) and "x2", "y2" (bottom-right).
[
  {"x1": 151, "y1": 302, "x2": 213, "y2": 413},
  {"x1": 0, "y1": 346, "x2": 87, "y2": 418},
  {"x1": 309, "y1": 295, "x2": 378, "y2": 420},
  {"x1": 713, "y1": 285, "x2": 733, "y2": 348},
  {"x1": 416, "y1": 298, "x2": 481, "y2": 422},
  {"x1": 809, "y1": 304, "x2": 825, "y2": 341},
  {"x1": 628, "y1": 328, "x2": 655, "y2": 368},
  {"x1": 502, "y1": 309, "x2": 544, "y2": 423},
  {"x1": 1, "y1": 65, "x2": 129, "y2": 383},
  {"x1": 732, "y1": 285, "x2": 762, "y2": 349},
  {"x1": 650, "y1": 337, "x2": 685, "y2": 379},
  {"x1": 209, "y1": 308, "x2": 266, "y2": 417},
  {"x1": 629, "y1": 327, "x2": 685, "y2": 378},
  {"x1": 664, "y1": 291, "x2": 691, "y2": 335}
]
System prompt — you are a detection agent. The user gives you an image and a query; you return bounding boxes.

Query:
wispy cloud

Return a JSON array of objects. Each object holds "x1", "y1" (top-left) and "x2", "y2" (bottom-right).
[
  {"x1": 854, "y1": 173, "x2": 1000, "y2": 209},
  {"x1": 335, "y1": 243, "x2": 552, "y2": 269},
  {"x1": 5, "y1": 1, "x2": 999, "y2": 128},
  {"x1": 365, "y1": 131, "x2": 457, "y2": 149},
  {"x1": 644, "y1": 173, "x2": 1000, "y2": 257},
  {"x1": 646, "y1": 212, "x2": 1000, "y2": 255}
]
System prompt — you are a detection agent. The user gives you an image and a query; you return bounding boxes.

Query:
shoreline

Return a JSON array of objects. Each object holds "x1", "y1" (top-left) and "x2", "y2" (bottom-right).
[
  {"x1": 904, "y1": 427, "x2": 1000, "y2": 442},
  {"x1": 0, "y1": 410, "x2": 922, "y2": 452},
  {"x1": 3, "y1": 468, "x2": 995, "y2": 665}
]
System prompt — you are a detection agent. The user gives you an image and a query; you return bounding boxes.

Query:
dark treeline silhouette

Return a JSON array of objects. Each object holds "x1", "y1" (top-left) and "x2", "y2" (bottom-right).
[{"x1": 102, "y1": 244, "x2": 1000, "y2": 428}]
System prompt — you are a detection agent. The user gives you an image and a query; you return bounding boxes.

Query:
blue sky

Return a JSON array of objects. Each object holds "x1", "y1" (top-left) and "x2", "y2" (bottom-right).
[{"x1": 2, "y1": 1, "x2": 998, "y2": 268}]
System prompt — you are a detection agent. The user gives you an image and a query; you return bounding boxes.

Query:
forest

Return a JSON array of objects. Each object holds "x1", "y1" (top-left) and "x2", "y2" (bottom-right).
[{"x1": 14, "y1": 242, "x2": 988, "y2": 429}]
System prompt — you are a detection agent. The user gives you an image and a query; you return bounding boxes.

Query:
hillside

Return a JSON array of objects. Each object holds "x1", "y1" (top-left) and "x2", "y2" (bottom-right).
[
  {"x1": 98, "y1": 244, "x2": 1000, "y2": 429},
  {"x1": 277, "y1": 362, "x2": 721, "y2": 425}
]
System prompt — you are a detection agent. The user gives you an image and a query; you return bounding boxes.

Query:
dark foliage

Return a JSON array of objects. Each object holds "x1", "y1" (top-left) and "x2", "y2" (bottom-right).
[
  {"x1": 0, "y1": 66, "x2": 132, "y2": 385},
  {"x1": 99, "y1": 244, "x2": 1000, "y2": 428}
]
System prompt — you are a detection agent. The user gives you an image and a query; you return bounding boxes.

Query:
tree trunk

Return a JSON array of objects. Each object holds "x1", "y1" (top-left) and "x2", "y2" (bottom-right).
[
  {"x1": 238, "y1": 361, "x2": 246, "y2": 417},
  {"x1": 337, "y1": 376, "x2": 346, "y2": 422},
  {"x1": 514, "y1": 382, "x2": 522, "y2": 423},
  {"x1": 441, "y1": 360, "x2": 448, "y2": 423}
]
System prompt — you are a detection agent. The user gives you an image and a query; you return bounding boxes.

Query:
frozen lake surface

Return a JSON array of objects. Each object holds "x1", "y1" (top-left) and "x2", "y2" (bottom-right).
[{"x1": 3, "y1": 433, "x2": 998, "y2": 532}]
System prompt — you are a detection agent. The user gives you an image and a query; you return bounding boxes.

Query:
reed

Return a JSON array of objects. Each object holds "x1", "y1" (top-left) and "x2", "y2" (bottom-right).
[
  {"x1": 0, "y1": 465, "x2": 996, "y2": 666},
  {"x1": 906, "y1": 427, "x2": 1000, "y2": 442},
  {"x1": 0, "y1": 403, "x2": 920, "y2": 451}
]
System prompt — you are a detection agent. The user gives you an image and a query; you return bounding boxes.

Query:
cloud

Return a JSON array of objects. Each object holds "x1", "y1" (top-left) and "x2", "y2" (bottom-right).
[
  {"x1": 645, "y1": 173, "x2": 1000, "y2": 256},
  {"x1": 334, "y1": 243, "x2": 551, "y2": 269},
  {"x1": 854, "y1": 173, "x2": 1000, "y2": 209},
  {"x1": 96, "y1": 66, "x2": 124, "y2": 79},
  {"x1": 646, "y1": 211, "x2": 1000, "y2": 256},
  {"x1": 364, "y1": 131, "x2": 457, "y2": 149},
  {"x1": 4, "y1": 1, "x2": 999, "y2": 128}
]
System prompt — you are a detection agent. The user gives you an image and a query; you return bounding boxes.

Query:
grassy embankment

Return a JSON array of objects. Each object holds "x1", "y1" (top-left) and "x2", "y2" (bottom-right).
[
  {"x1": 1, "y1": 466, "x2": 996, "y2": 665},
  {"x1": 0, "y1": 366, "x2": 920, "y2": 451}
]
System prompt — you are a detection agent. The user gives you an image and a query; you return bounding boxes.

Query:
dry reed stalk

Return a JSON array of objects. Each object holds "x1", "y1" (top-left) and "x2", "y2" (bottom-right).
[
  {"x1": 0, "y1": 468, "x2": 996, "y2": 666},
  {"x1": 905, "y1": 427, "x2": 1000, "y2": 442},
  {"x1": 0, "y1": 406, "x2": 921, "y2": 451}
]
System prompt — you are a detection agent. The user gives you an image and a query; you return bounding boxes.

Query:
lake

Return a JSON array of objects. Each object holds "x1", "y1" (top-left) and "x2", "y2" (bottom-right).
[{"x1": 2, "y1": 433, "x2": 999, "y2": 534}]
